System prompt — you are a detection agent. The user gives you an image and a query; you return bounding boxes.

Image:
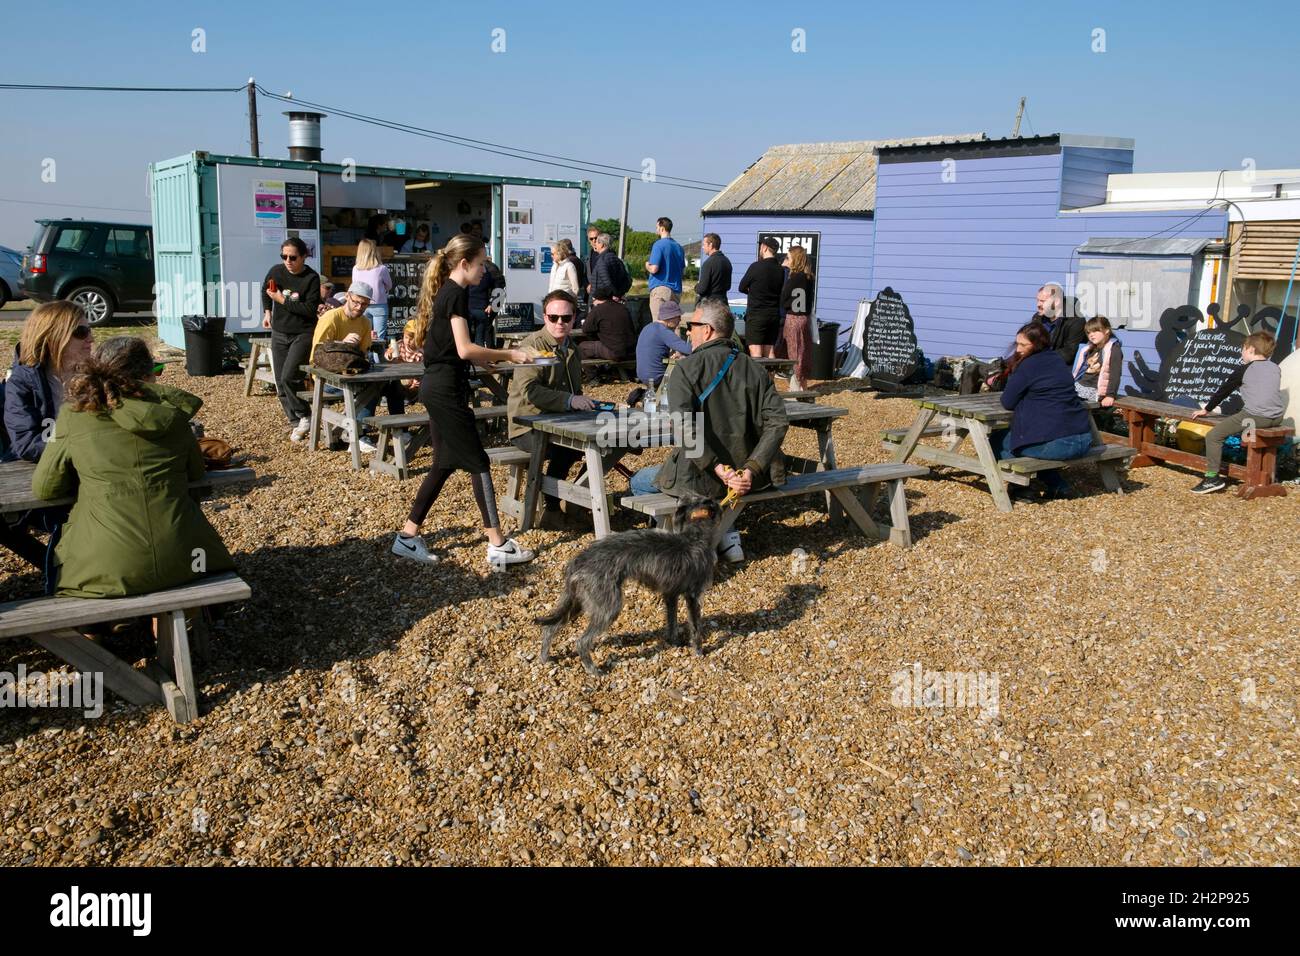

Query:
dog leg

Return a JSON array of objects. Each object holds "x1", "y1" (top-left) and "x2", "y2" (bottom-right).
[
  {"x1": 663, "y1": 594, "x2": 682, "y2": 647},
  {"x1": 685, "y1": 594, "x2": 706, "y2": 657},
  {"x1": 576, "y1": 594, "x2": 621, "y2": 677}
]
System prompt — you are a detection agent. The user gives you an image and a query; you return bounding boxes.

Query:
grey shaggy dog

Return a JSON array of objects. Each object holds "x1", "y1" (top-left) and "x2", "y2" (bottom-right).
[{"x1": 536, "y1": 497, "x2": 722, "y2": 675}]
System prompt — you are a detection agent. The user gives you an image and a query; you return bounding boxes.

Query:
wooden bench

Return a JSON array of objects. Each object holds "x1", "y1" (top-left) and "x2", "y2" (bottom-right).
[
  {"x1": 780, "y1": 389, "x2": 818, "y2": 403},
  {"x1": 620, "y1": 463, "x2": 929, "y2": 548},
  {"x1": 488, "y1": 445, "x2": 534, "y2": 522},
  {"x1": 368, "y1": 406, "x2": 507, "y2": 479},
  {"x1": 243, "y1": 336, "x2": 275, "y2": 396},
  {"x1": 581, "y1": 358, "x2": 637, "y2": 382},
  {"x1": 1113, "y1": 396, "x2": 1294, "y2": 499},
  {"x1": 998, "y1": 444, "x2": 1137, "y2": 492},
  {"x1": 0, "y1": 572, "x2": 251, "y2": 723}
]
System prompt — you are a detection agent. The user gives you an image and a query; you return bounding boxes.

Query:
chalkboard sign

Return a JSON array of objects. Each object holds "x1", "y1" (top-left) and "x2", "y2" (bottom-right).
[
  {"x1": 1158, "y1": 324, "x2": 1247, "y2": 411},
  {"x1": 496, "y1": 302, "x2": 536, "y2": 334},
  {"x1": 863, "y1": 287, "x2": 921, "y2": 384},
  {"x1": 385, "y1": 255, "x2": 428, "y2": 341}
]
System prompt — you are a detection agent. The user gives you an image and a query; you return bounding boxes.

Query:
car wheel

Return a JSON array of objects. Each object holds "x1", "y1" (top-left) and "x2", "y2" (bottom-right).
[
  {"x1": 0, "y1": 281, "x2": 10, "y2": 309},
  {"x1": 68, "y1": 285, "x2": 115, "y2": 325}
]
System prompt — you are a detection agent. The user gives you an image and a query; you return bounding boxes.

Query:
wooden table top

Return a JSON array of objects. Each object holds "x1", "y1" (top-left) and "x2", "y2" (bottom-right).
[
  {"x1": 517, "y1": 401, "x2": 846, "y2": 446},
  {"x1": 1115, "y1": 396, "x2": 1219, "y2": 421},
  {"x1": 917, "y1": 392, "x2": 1102, "y2": 423},
  {"x1": 306, "y1": 362, "x2": 520, "y2": 386},
  {"x1": 0, "y1": 462, "x2": 256, "y2": 515}
]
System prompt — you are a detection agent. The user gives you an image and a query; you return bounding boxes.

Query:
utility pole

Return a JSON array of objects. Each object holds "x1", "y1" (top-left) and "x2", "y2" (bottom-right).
[
  {"x1": 1012, "y1": 96, "x2": 1026, "y2": 138},
  {"x1": 618, "y1": 176, "x2": 631, "y2": 259},
  {"x1": 247, "y1": 78, "x2": 260, "y2": 157}
]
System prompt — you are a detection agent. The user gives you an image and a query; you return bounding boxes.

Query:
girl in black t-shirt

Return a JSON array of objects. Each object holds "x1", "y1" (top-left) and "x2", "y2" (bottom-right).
[{"x1": 392, "y1": 234, "x2": 537, "y2": 567}]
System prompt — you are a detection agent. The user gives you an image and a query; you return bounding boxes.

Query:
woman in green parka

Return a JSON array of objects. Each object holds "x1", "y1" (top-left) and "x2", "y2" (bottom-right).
[{"x1": 32, "y1": 336, "x2": 235, "y2": 598}]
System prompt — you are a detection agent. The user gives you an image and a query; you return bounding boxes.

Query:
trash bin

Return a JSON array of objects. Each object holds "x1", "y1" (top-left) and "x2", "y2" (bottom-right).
[
  {"x1": 182, "y1": 315, "x2": 227, "y2": 377},
  {"x1": 813, "y1": 322, "x2": 840, "y2": 380}
]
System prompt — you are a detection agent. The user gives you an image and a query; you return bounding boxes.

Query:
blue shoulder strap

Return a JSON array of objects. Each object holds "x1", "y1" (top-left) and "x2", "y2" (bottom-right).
[{"x1": 696, "y1": 348, "x2": 739, "y2": 409}]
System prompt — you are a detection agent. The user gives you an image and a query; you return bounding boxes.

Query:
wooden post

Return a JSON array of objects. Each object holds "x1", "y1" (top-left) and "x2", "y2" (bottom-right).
[
  {"x1": 247, "y1": 78, "x2": 260, "y2": 158},
  {"x1": 618, "y1": 177, "x2": 631, "y2": 260}
]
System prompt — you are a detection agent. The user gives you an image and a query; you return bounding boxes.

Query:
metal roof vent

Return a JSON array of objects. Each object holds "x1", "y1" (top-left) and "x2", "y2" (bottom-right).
[{"x1": 284, "y1": 111, "x2": 325, "y2": 162}]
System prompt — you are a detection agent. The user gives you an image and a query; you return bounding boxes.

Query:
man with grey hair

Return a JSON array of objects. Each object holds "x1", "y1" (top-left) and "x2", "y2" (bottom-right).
[
  {"x1": 1032, "y1": 281, "x2": 1086, "y2": 364},
  {"x1": 589, "y1": 233, "x2": 632, "y2": 300},
  {"x1": 628, "y1": 296, "x2": 788, "y2": 563}
]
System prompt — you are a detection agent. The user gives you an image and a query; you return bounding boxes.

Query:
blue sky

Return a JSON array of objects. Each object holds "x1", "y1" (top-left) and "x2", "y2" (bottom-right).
[{"x1": 2, "y1": 0, "x2": 1298, "y2": 249}]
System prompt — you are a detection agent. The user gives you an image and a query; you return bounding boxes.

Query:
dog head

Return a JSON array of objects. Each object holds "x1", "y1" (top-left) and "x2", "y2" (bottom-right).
[{"x1": 673, "y1": 495, "x2": 721, "y2": 531}]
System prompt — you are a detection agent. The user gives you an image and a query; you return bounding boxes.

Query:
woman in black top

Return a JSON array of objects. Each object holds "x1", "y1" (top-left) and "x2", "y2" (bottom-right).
[
  {"x1": 737, "y1": 237, "x2": 786, "y2": 357},
  {"x1": 391, "y1": 234, "x2": 537, "y2": 567},
  {"x1": 779, "y1": 245, "x2": 816, "y2": 390},
  {"x1": 260, "y1": 237, "x2": 322, "y2": 440}
]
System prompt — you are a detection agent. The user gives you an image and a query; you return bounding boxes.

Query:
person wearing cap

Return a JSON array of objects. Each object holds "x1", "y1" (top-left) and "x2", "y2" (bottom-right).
[
  {"x1": 579, "y1": 285, "x2": 637, "y2": 362},
  {"x1": 32, "y1": 335, "x2": 235, "y2": 597},
  {"x1": 311, "y1": 281, "x2": 405, "y2": 453},
  {"x1": 738, "y1": 236, "x2": 786, "y2": 358},
  {"x1": 635, "y1": 295, "x2": 692, "y2": 388}
]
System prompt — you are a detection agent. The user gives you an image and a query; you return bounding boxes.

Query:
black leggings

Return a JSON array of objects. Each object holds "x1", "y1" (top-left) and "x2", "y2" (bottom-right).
[{"x1": 407, "y1": 422, "x2": 500, "y2": 529}]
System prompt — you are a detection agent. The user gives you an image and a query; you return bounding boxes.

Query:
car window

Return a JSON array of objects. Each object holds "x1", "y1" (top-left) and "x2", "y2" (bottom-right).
[
  {"x1": 106, "y1": 229, "x2": 150, "y2": 259},
  {"x1": 52, "y1": 228, "x2": 94, "y2": 253}
]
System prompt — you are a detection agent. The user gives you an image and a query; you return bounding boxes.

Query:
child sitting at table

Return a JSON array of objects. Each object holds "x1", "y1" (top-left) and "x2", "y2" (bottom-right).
[
  {"x1": 388, "y1": 315, "x2": 426, "y2": 398},
  {"x1": 1071, "y1": 315, "x2": 1122, "y2": 407},
  {"x1": 1190, "y1": 330, "x2": 1284, "y2": 494}
]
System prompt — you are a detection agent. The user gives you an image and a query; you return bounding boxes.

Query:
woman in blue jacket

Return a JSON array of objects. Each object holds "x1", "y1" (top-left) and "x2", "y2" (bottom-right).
[
  {"x1": 4, "y1": 301, "x2": 94, "y2": 461},
  {"x1": 991, "y1": 321, "x2": 1096, "y2": 499}
]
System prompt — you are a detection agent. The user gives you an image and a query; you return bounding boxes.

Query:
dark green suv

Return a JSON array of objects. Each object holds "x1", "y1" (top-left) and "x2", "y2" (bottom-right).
[{"x1": 19, "y1": 219, "x2": 154, "y2": 325}]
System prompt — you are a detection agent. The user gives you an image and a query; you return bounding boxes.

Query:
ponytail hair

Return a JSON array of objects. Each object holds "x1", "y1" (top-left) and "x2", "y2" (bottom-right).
[
  {"x1": 416, "y1": 234, "x2": 485, "y2": 326},
  {"x1": 66, "y1": 336, "x2": 155, "y2": 413}
]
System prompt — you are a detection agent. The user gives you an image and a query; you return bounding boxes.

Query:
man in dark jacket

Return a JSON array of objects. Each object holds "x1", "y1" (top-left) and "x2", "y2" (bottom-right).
[
  {"x1": 628, "y1": 298, "x2": 788, "y2": 563},
  {"x1": 580, "y1": 286, "x2": 636, "y2": 361},
  {"x1": 261, "y1": 237, "x2": 322, "y2": 441},
  {"x1": 468, "y1": 257, "x2": 506, "y2": 346},
  {"x1": 695, "y1": 233, "x2": 732, "y2": 301},
  {"x1": 589, "y1": 233, "x2": 632, "y2": 299},
  {"x1": 1032, "y1": 282, "x2": 1086, "y2": 365}
]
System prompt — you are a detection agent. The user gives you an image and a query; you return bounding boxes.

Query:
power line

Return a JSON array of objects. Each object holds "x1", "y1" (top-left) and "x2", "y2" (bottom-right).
[
  {"x1": 0, "y1": 196, "x2": 149, "y2": 214},
  {"x1": 0, "y1": 82, "x2": 243, "y2": 93},
  {"x1": 256, "y1": 86, "x2": 726, "y2": 192}
]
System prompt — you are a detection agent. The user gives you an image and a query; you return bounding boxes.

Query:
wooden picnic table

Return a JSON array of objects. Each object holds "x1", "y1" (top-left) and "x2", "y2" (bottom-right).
[
  {"x1": 1113, "y1": 396, "x2": 1293, "y2": 499},
  {"x1": 0, "y1": 461, "x2": 256, "y2": 516},
  {"x1": 516, "y1": 400, "x2": 847, "y2": 539},
  {"x1": 882, "y1": 392, "x2": 1126, "y2": 512},
  {"x1": 754, "y1": 357, "x2": 795, "y2": 375}
]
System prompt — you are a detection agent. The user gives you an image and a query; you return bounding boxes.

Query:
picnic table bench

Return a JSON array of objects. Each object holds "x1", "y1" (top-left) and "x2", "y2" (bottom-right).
[
  {"x1": 242, "y1": 336, "x2": 275, "y2": 396},
  {"x1": 620, "y1": 462, "x2": 929, "y2": 549},
  {"x1": 367, "y1": 406, "x2": 507, "y2": 480},
  {"x1": 882, "y1": 392, "x2": 1136, "y2": 512},
  {"x1": 580, "y1": 357, "x2": 637, "y2": 382},
  {"x1": 0, "y1": 572, "x2": 251, "y2": 723},
  {"x1": 0, "y1": 461, "x2": 256, "y2": 515},
  {"x1": 1112, "y1": 396, "x2": 1293, "y2": 499}
]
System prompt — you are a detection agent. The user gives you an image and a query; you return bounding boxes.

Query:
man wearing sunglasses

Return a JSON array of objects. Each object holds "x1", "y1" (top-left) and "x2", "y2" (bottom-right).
[
  {"x1": 507, "y1": 289, "x2": 594, "y2": 530},
  {"x1": 261, "y1": 237, "x2": 322, "y2": 442}
]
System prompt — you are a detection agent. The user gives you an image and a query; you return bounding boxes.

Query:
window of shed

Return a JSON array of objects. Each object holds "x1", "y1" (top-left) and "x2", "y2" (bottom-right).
[{"x1": 1072, "y1": 254, "x2": 1199, "y2": 331}]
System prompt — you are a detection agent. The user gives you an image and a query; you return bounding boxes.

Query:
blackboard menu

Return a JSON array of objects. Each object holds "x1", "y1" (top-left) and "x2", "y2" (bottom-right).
[
  {"x1": 1158, "y1": 325, "x2": 1246, "y2": 410},
  {"x1": 496, "y1": 302, "x2": 536, "y2": 334},
  {"x1": 864, "y1": 287, "x2": 921, "y2": 383},
  {"x1": 386, "y1": 255, "x2": 428, "y2": 341}
]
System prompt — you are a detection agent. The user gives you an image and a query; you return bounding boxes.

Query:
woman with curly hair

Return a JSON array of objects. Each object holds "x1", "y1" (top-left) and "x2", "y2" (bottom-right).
[{"x1": 32, "y1": 336, "x2": 234, "y2": 597}]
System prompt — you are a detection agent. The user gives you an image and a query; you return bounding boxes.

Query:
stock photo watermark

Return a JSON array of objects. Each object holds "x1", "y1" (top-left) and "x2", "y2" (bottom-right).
[
  {"x1": 890, "y1": 663, "x2": 1000, "y2": 719},
  {"x1": 593, "y1": 408, "x2": 704, "y2": 458},
  {"x1": 0, "y1": 665, "x2": 103, "y2": 719}
]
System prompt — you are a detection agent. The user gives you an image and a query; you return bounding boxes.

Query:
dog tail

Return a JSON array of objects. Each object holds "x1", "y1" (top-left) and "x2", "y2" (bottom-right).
[{"x1": 535, "y1": 587, "x2": 577, "y2": 627}]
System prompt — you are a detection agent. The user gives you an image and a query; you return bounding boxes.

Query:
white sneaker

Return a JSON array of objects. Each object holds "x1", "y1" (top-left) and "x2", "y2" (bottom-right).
[
  {"x1": 718, "y1": 530, "x2": 744, "y2": 563},
  {"x1": 289, "y1": 417, "x2": 311, "y2": 442},
  {"x1": 391, "y1": 533, "x2": 438, "y2": 564},
  {"x1": 486, "y1": 537, "x2": 535, "y2": 569},
  {"x1": 358, "y1": 437, "x2": 378, "y2": 455}
]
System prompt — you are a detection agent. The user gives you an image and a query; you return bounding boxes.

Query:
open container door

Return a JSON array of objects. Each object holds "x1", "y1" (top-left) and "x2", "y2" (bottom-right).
[
  {"x1": 215, "y1": 163, "x2": 321, "y2": 333},
  {"x1": 150, "y1": 154, "x2": 206, "y2": 349},
  {"x1": 500, "y1": 183, "x2": 583, "y2": 331}
]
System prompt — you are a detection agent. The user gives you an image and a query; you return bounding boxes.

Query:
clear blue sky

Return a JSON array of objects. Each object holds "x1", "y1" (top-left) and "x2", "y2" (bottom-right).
[{"x1": 3, "y1": 0, "x2": 1298, "y2": 250}]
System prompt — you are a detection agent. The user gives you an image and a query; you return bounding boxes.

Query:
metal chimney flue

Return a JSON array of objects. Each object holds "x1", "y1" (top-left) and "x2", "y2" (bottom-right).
[{"x1": 285, "y1": 111, "x2": 325, "y2": 162}]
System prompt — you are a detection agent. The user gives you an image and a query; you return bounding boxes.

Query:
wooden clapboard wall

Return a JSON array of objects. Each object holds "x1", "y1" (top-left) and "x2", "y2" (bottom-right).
[{"x1": 1235, "y1": 220, "x2": 1300, "y2": 279}]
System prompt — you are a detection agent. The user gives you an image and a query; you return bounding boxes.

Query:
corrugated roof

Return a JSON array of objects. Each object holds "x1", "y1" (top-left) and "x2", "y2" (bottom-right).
[
  {"x1": 702, "y1": 134, "x2": 987, "y2": 215},
  {"x1": 1077, "y1": 237, "x2": 1212, "y2": 256}
]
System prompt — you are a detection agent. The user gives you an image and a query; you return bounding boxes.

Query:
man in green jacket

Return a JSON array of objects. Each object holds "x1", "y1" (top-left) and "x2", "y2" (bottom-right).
[
  {"x1": 629, "y1": 297, "x2": 788, "y2": 562},
  {"x1": 32, "y1": 338, "x2": 235, "y2": 597},
  {"x1": 507, "y1": 289, "x2": 595, "y2": 530}
]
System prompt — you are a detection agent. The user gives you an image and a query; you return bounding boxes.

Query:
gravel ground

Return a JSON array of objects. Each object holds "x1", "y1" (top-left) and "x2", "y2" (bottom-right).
[{"x1": 1, "y1": 362, "x2": 1297, "y2": 867}]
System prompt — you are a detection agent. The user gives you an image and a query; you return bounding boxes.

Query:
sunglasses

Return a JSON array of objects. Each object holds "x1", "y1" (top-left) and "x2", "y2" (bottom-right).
[
  {"x1": 544, "y1": 313, "x2": 575, "y2": 323},
  {"x1": 71, "y1": 325, "x2": 92, "y2": 340},
  {"x1": 281, "y1": 254, "x2": 301, "y2": 261}
]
